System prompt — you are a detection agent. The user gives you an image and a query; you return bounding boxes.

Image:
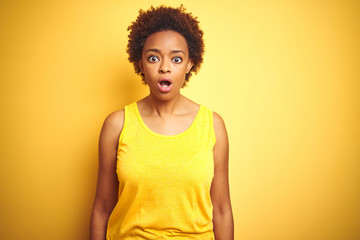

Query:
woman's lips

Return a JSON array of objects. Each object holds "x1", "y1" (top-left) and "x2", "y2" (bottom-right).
[{"x1": 157, "y1": 78, "x2": 173, "y2": 93}]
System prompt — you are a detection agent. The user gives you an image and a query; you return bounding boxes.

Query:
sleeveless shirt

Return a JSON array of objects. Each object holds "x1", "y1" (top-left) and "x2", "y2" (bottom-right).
[{"x1": 106, "y1": 102, "x2": 216, "y2": 239}]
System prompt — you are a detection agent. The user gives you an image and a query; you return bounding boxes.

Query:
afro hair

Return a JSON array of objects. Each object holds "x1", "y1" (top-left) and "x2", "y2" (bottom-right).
[{"x1": 127, "y1": 5, "x2": 205, "y2": 86}]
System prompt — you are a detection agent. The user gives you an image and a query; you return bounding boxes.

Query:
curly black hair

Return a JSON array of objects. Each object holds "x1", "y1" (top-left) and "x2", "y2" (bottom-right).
[{"x1": 127, "y1": 5, "x2": 204, "y2": 86}]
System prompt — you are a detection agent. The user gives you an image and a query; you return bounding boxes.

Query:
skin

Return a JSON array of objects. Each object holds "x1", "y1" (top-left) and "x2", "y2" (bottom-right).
[{"x1": 90, "y1": 30, "x2": 234, "y2": 240}]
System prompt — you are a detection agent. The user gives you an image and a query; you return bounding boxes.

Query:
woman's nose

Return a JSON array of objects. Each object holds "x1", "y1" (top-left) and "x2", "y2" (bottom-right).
[{"x1": 159, "y1": 60, "x2": 171, "y2": 73}]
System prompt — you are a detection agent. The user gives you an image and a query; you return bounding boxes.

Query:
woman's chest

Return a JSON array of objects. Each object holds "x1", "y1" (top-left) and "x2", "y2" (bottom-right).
[{"x1": 116, "y1": 138, "x2": 214, "y2": 186}]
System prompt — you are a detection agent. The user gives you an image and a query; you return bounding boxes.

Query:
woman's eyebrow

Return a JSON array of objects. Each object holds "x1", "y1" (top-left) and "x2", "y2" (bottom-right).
[
  {"x1": 145, "y1": 49, "x2": 185, "y2": 54},
  {"x1": 171, "y1": 50, "x2": 185, "y2": 54},
  {"x1": 145, "y1": 48, "x2": 160, "y2": 53}
]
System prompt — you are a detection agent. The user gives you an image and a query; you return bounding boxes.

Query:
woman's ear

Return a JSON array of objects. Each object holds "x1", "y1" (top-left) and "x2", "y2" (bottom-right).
[{"x1": 186, "y1": 59, "x2": 194, "y2": 73}]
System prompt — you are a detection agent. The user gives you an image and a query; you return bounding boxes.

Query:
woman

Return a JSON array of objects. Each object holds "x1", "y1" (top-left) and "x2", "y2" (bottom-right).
[{"x1": 90, "y1": 5, "x2": 234, "y2": 240}]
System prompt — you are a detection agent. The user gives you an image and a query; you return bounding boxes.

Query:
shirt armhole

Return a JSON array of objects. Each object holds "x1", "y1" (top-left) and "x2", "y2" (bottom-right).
[
  {"x1": 118, "y1": 105, "x2": 128, "y2": 144},
  {"x1": 210, "y1": 110, "x2": 217, "y2": 148}
]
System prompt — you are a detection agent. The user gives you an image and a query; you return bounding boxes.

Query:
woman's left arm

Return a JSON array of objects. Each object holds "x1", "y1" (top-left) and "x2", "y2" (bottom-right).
[{"x1": 211, "y1": 112, "x2": 234, "y2": 240}]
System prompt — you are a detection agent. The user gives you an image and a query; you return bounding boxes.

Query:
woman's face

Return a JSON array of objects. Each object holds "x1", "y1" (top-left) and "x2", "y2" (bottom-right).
[{"x1": 139, "y1": 30, "x2": 193, "y2": 100}]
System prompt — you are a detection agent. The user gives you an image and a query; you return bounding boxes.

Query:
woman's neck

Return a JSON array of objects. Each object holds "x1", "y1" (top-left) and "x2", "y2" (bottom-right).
[{"x1": 142, "y1": 94, "x2": 188, "y2": 117}]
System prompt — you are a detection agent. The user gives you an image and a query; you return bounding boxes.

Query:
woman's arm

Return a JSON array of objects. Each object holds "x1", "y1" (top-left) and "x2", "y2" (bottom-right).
[
  {"x1": 211, "y1": 112, "x2": 234, "y2": 240},
  {"x1": 90, "y1": 110, "x2": 124, "y2": 240}
]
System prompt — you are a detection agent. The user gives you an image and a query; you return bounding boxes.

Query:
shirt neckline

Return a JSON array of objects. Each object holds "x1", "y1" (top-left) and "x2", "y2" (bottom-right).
[{"x1": 134, "y1": 101, "x2": 203, "y2": 138}]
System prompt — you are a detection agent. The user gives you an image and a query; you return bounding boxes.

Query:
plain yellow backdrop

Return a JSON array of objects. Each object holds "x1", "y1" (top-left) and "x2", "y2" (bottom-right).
[{"x1": 0, "y1": 0, "x2": 359, "y2": 239}]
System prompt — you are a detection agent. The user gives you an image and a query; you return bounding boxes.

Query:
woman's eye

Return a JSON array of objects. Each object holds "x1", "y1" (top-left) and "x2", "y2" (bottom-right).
[
  {"x1": 148, "y1": 56, "x2": 159, "y2": 62},
  {"x1": 172, "y1": 57, "x2": 182, "y2": 63}
]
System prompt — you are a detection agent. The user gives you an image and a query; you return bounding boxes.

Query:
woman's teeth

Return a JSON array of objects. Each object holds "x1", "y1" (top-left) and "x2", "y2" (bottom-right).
[{"x1": 160, "y1": 81, "x2": 171, "y2": 87}]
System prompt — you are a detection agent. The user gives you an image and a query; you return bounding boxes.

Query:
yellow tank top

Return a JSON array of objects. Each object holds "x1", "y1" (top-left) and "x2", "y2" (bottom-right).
[{"x1": 106, "y1": 102, "x2": 216, "y2": 239}]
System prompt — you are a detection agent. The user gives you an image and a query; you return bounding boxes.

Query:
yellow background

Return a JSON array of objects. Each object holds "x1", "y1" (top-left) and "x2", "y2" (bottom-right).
[{"x1": 1, "y1": 0, "x2": 359, "y2": 239}]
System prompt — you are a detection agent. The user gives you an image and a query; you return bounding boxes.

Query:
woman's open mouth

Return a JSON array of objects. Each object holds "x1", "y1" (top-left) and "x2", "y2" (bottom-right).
[{"x1": 157, "y1": 78, "x2": 173, "y2": 93}]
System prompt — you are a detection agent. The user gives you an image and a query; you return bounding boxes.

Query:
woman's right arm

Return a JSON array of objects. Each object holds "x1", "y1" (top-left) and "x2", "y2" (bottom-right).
[{"x1": 90, "y1": 110, "x2": 124, "y2": 240}]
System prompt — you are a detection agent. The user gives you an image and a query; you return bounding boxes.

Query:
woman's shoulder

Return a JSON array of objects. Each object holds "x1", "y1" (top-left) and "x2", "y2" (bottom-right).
[
  {"x1": 184, "y1": 97, "x2": 224, "y2": 124},
  {"x1": 212, "y1": 111, "x2": 225, "y2": 126},
  {"x1": 211, "y1": 111, "x2": 228, "y2": 146},
  {"x1": 101, "y1": 109, "x2": 125, "y2": 138},
  {"x1": 105, "y1": 108, "x2": 124, "y2": 125},
  {"x1": 182, "y1": 97, "x2": 201, "y2": 113}
]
